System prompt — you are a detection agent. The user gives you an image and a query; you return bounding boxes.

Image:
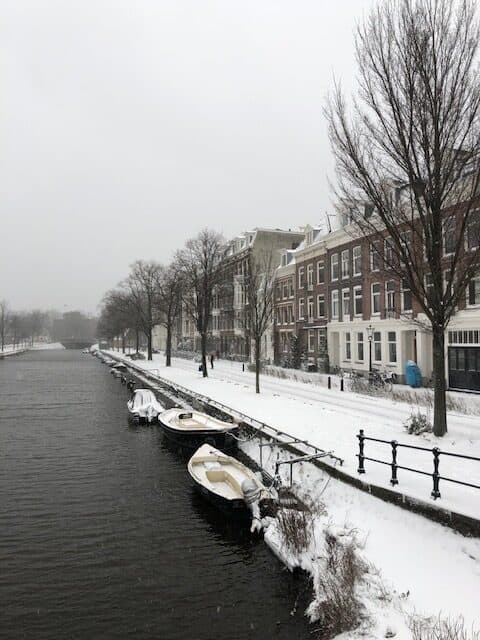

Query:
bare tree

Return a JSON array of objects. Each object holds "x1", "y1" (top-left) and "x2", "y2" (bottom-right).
[
  {"x1": 244, "y1": 250, "x2": 276, "y2": 393},
  {"x1": 122, "y1": 261, "x2": 163, "y2": 360},
  {"x1": 325, "y1": 0, "x2": 480, "y2": 436},
  {"x1": 99, "y1": 290, "x2": 137, "y2": 353},
  {"x1": 176, "y1": 229, "x2": 226, "y2": 377},
  {"x1": 156, "y1": 263, "x2": 182, "y2": 367},
  {"x1": 0, "y1": 300, "x2": 8, "y2": 351}
]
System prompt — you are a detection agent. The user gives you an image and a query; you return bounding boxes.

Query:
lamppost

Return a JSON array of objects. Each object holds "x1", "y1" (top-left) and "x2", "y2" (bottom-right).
[{"x1": 366, "y1": 324, "x2": 374, "y2": 375}]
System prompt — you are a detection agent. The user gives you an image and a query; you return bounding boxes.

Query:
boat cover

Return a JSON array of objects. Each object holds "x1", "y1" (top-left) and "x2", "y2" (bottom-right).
[{"x1": 127, "y1": 389, "x2": 164, "y2": 421}]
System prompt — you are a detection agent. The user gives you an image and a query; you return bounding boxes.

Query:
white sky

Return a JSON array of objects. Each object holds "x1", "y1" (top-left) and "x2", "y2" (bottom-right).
[{"x1": 0, "y1": 0, "x2": 374, "y2": 313}]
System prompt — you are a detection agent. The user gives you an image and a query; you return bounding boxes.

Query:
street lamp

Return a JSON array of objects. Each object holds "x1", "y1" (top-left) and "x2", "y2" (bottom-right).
[{"x1": 366, "y1": 324, "x2": 374, "y2": 374}]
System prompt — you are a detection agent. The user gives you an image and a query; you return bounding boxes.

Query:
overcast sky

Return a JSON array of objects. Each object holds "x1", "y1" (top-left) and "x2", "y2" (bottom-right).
[{"x1": 1, "y1": 0, "x2": 374, "y2": 314}]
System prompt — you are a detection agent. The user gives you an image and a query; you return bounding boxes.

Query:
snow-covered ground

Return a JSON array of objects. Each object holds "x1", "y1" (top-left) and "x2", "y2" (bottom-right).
[
  {"x1": 104, "y1": 350, "x2": 480, "y2": 636},
  {"x1": 109, "y1": 351, "x2": 480, "y2": 521}
]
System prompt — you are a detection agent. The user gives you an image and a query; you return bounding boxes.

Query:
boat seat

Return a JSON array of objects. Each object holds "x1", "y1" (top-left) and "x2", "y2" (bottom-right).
[{"x1": 205, "y1": 469, "x2": 242, "y2": 496}]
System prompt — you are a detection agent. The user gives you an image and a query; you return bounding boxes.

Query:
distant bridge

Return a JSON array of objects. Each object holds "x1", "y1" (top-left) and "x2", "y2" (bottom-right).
[{"x1": 59, "y1": 338, "x2": 96, "y2": 350}]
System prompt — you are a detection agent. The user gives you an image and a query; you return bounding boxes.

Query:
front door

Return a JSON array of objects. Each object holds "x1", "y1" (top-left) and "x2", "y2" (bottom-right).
[{"x1": 448, "y1": 346, "x2": 480, "y2": 392}]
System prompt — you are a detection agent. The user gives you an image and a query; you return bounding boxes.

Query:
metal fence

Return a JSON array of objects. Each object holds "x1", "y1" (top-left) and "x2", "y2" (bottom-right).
[{"x1": 357, "y1": 429, "x2": 480, "y2": 499}]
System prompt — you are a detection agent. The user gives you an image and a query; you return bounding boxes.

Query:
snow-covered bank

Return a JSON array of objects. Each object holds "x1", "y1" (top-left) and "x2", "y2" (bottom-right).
[{"x1": 107, "y1": 351, "x2": 480, "y2": 521}]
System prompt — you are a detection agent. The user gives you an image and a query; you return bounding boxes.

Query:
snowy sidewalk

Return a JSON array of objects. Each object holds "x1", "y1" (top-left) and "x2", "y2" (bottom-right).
[{"x1": 114, "y1": 352, "x2": 480, "y2": 521}]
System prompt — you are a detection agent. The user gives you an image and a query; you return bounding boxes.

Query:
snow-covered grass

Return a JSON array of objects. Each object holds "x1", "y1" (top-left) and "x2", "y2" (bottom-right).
[
  {"x1": 107, "y1": 350, "x2": 480, "y2": 521},
  {"x1": 245, "y1": 439, "x2": 480, "y2": 639}
]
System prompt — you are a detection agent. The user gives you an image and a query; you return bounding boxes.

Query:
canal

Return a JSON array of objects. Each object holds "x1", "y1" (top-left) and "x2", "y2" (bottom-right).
[{"x1": 0, "y1": 349, "x2": 311, "y2": 639}]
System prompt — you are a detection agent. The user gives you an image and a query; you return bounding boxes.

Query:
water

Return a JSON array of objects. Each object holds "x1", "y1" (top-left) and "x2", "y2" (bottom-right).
[{"x1": 0, "y1": 350, "x2": 311, "y2": 639}]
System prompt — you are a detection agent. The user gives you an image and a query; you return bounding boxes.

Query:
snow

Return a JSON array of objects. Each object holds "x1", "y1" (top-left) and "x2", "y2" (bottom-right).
[
  {"x1": 108, "y1": 352, "x2": 480, "y2": 521},
  {"x1": 104, "y1": 349, "x2": 480, "y2": 636}
]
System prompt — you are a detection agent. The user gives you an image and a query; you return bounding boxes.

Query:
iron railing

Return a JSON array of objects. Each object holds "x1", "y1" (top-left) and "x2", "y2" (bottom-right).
[{"x1": 357, "y1": 429, "x2": 480, "y2": 499}]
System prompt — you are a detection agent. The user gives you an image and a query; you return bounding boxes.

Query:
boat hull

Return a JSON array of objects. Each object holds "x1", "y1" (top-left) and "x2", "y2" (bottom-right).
[
  {"x1": 159, "y1": 420, "x2": 236, "y2": 451},
  {"x1": 190, "y1": 476, "x2": 251, "y2": 519}
]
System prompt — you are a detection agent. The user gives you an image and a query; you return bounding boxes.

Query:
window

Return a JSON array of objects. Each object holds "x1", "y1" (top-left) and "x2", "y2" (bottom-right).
[
  {"x1": 374, "y1": 331, "x2": 382, "y2": 362},
  {"x1": 299, "y1": 298, "x2": 305, "y2": 319},
  {"x1": 370, "y1": 243, "x2": 380, "y2": 272},
  {"x1": 353, "y1": 245, "x2": 362, "y2": 276},
  {"x1": 276, "y1": 284, "x2": 281, "y2": 300},
  {"x1": 384, "y1": 237, "x2": 394, "y2": 265},
  {"x1": 425, "y1": 273, "x2": 434, "y2": 300},
  {"x1": 466, "y1": 210, "x2": 480, "y2": 251},
  {"x1": 318, "y1": 328, "x2": 327, "y2": 352},
  {"x1": 371, "y1": 283, "x2": 381, "y2": 315},
  {"x1": 443, "y1": 216, "x2": 456, "y2": 255},
  {"x1": 331, "y1": 290, "x2": 339, "y2": 319},
  {"x1": 388, "y1": 331, "x2": 397, "y2": 363},
  {"x1": 341, "y1": 250, "x2": 350, "y2": 278},
  {"x1": 307, "y1": 264, "x2": 314, "y2": 287},
  {"x1": 357, "y1": 332, "x2": 364, "y2": 361},
  {"x1": 354, "y1": 286, "x2": 363, "y2": 316},
  {"x1": 342, "y1": 288, "x2": 350, "y2": 320},
  {"x1": 317, "y1": 261, "x2": 325, "y2": 284},
  {"x1": 344, "y1": 332, "x2": 351, "y2": 361},
  {"x1": 317, "y1": 294, "x2": 325, "y2": 318},
  {"x1": 308, "y1": 329, "x2": 315, "y2": 352},
  {"x1": 468, "y1": 276, "x2": 480, "y2": 306},
  {"x1": 401, "y1": 279, "x2": 412, "y2": 312},
  {"x1": 289, "y1": 279, "x2": 294, "y2": 298},
  {"x1": 331, "y1": 253, "x2": 339, "y2": 281},
  {"x1": 385, "y1": 280, "x2": 396, "y2": 315},
  {"x1": 307, "y1": 297, "x2": 314, "y2": 321},
  {"x1": 298, "y1": 267, "x2": 305, "y2": 289},
  {"x1": 282, "y1": 282, "x2": 288, "y2": 299},
  {"x1": 288, "y1": 306, "x2": 294, "y2": 324}
]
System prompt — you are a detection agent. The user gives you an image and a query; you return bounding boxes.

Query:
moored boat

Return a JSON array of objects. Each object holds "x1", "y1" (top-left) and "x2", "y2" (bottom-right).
[
  {"x1": 187, "y1": 444, "x2": 270, "y2": 526},
  {"x1": 158, "y1": 408, "x2": 237, "y2": 450},
  {"x1": 127, "y1": 389, "x2": 164, "y2": 423},
  {"x1": 110, "y1": 362, "x2": 128, "y2": 378}
]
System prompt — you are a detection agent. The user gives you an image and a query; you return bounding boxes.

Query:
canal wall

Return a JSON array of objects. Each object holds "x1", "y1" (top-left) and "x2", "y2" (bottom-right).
[{"x1": 105, "y1": 352, "x2": 480, "y2": 538}]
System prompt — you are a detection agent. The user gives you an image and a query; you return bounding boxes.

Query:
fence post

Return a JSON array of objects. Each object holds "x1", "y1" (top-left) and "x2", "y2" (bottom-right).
[
  {"x1": 340, "y1": 378, "x2": 344, "y2": 392},
  {"x1": 431, "y1": 447, "x2": 441, "y2": 499},
  {"x1": 357, "y1": 429, "x2": 366, "y2": 474},
  {"x1": 328, "y1": 376, "x2": 331, "y2": 389},
  {"x1": 390, "y1": 441, "x2": 399, "y2": 486}
]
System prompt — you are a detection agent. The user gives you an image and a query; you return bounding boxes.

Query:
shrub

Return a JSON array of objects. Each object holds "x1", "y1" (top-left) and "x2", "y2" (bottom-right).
[
  {"x1": 408, "y1": 614, "x2": 479, "y2": 640},
  {"x1": 404, "y1": 411, "x2": 433, "y2": 435},
  {"x1": 276, "y1": 506, "x2": 313, "y2": 555}
]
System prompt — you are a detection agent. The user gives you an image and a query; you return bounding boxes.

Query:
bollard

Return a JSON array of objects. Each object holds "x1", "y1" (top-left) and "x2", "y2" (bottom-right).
[
  {"x1": 390, "y1": 441, "x2": 399, "y2": 485},
  {"x1": 340, "y1": 378, "x2": 344, "y2": 392},
  {"x1": 357, "y1": 429, "x2": 366, "y2": 474},
  {"x1": 328, "y1": 376, "x2": 331, "y2": 389},
  {"x1": 242, "y1": 363, "x2": 245, "y2": 372},
  {"x1": 431, "y1": 447, "x2": 441, "y2": 499}
]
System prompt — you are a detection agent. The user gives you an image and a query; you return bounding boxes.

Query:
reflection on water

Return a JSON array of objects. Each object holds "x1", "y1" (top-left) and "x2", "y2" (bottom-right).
[{"x1": 0, "y1": 350, "x2": 310, "y2": 639}]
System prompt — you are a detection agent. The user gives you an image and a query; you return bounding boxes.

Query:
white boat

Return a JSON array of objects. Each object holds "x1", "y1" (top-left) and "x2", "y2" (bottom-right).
[
  {"x1": 187, "y1": 444, "x2": 270, "y2": 528},
  {"x1": 158, "y1": 408, "x2": 237, "y2": 450},
  {"x1": 127, "y1": 389, "x2": 164, "y2": 423},
  {"x1": 110, "y1": 362, "x2": 128, "y2": 378}
]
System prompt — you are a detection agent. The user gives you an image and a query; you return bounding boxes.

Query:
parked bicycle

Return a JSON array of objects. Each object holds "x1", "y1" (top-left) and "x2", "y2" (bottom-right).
[{"x1": 369, "y1": 367, "x2": 396, "y2": 392}]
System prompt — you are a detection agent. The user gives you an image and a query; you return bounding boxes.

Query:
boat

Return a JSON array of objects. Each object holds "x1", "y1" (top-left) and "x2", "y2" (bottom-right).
[
  {"x1": 158, "y1": 408, "x2": 237, "y2": 450},
  {"x1": 187, "y1": 444, "x2": 270, "y2": 527},
  {"x1": 110, "y1": 362, "x2": 128, "y2": 378},
  {"x1": 127, "y1": 389, "x2": 164, "y2": 423}
]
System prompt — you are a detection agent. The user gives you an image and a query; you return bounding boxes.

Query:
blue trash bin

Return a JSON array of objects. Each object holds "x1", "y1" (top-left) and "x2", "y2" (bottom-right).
[{"x1": 405, "y1": 360, "x2": 422, "y2": 388}]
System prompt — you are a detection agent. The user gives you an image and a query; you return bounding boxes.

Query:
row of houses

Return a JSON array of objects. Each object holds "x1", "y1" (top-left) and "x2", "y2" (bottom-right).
[{"x1": 158, "y1": 214, "x2": 480, "y2": 393}]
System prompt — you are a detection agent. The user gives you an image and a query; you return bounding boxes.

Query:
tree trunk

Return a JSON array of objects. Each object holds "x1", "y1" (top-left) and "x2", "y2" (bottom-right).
[
  {"x1": 166, "y1": 323, "x2": 172, "y2": 367},
  {"x1": 432, "y1": 326, "x2": 448, "y2": 437},
  {"x1": 201, "y1": 332, "x2": 208, "y2": 377},
  {"x1": 135, "y1": 328, "x2": 139, "y2": 353},
  {"x1": 121, "y1": 333, "x2": 125, "y2": 354},
  {"x1": 255, "y1": 339, "x2": 260, "y2": 394},
  {"x1": 147, "y1": 328, "x2": 153, "y2": 361}
]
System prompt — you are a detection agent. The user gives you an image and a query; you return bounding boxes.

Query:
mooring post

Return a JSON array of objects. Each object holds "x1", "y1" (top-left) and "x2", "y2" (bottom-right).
[
  {"x1": 328, "y1": 376, "x2": 331, "y2": 389},
  {"x1": 340, "y1": 378, "x2": 344, "y2": 392},
  {"x1": 357, "y1": 429, "x2": 366, "y2": 474},
  {"x1": 390, "y1": 440, "x2": 398, "y2": 485},
  {"x1": 431, "y1": 447, "x2": 441, "y2": 499}
]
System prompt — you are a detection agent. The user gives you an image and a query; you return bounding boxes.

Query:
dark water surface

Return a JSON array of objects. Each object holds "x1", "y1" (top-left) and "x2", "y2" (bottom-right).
[{"x1": 0, "y1": 350, "x2": 310, "y2": 639}]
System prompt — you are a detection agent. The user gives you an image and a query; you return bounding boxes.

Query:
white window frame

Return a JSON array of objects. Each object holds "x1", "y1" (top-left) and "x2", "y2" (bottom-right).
[
  {"x1": 308, "y1": 329, "x2": 315, "y2": 352},
  {"x1": 317, "y1": 294, "x2": 325, "y2": 318},
  {"x1": 384, "y1": 237, "x2": 393, "y2": 265},
  {"x1": 467, "y1": 275, "x2": 480, "y2": 307},
  {"x1": 317, "y1": 261, "x2": 325, "y2": 284},
  {"x1": 299, "y1": 298, "x2": 305, "y2": 319},
  {"x1": 342, "y1": 288, "x2": 350, "y2": 321},
  {"x1": 353, "y1": 285, "x2": 363, "y2": 317},
  {"x1": 307, "y1": 264, "x2": 314, "y2": 287},
  {"x1": 373, "y1": 331, "x2": 382, "y2": 362},
  {"x1": 443, "y1": 216, "x2": 456, "y2": 256},
  {"x1": 307, "y1": 297, "x2": 314, "y2": 321},
  {"x1": 341, "y1": 249, "x2": 350, "y2": 279},
  {"x1": 387, "y1": 331, "x2": 397, "y2": 363},
  {"x1": 298, "y1": 267, "x2": 305, "y2": 289},
  {"x1": 371, "y1": 283, "x2": 381, "y2": 316},
  {"x1": 385, "y1": 280, "x2": 395, "y2": 314},
  {"x1": 331, "y1": 253, "x2": 339, "y2": 281},
  {"x1": 353, "y1": 245, "x2": 362, "y2": 276},
  {"x1": 401, "y1": 279, "x2": 413, "y2": 313},
  {"x1": 356, "y1": 332, "x2": 364, "y2": 362},
  {"x1": 370, "y1": 243, "x2": 380, "y2": 272},
  {"x1": 344, "y1": 332, "x2": 351, "y2": 361},
  {"x1": 331, "y1": 290, "x2": 339, "y2": 319}
]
